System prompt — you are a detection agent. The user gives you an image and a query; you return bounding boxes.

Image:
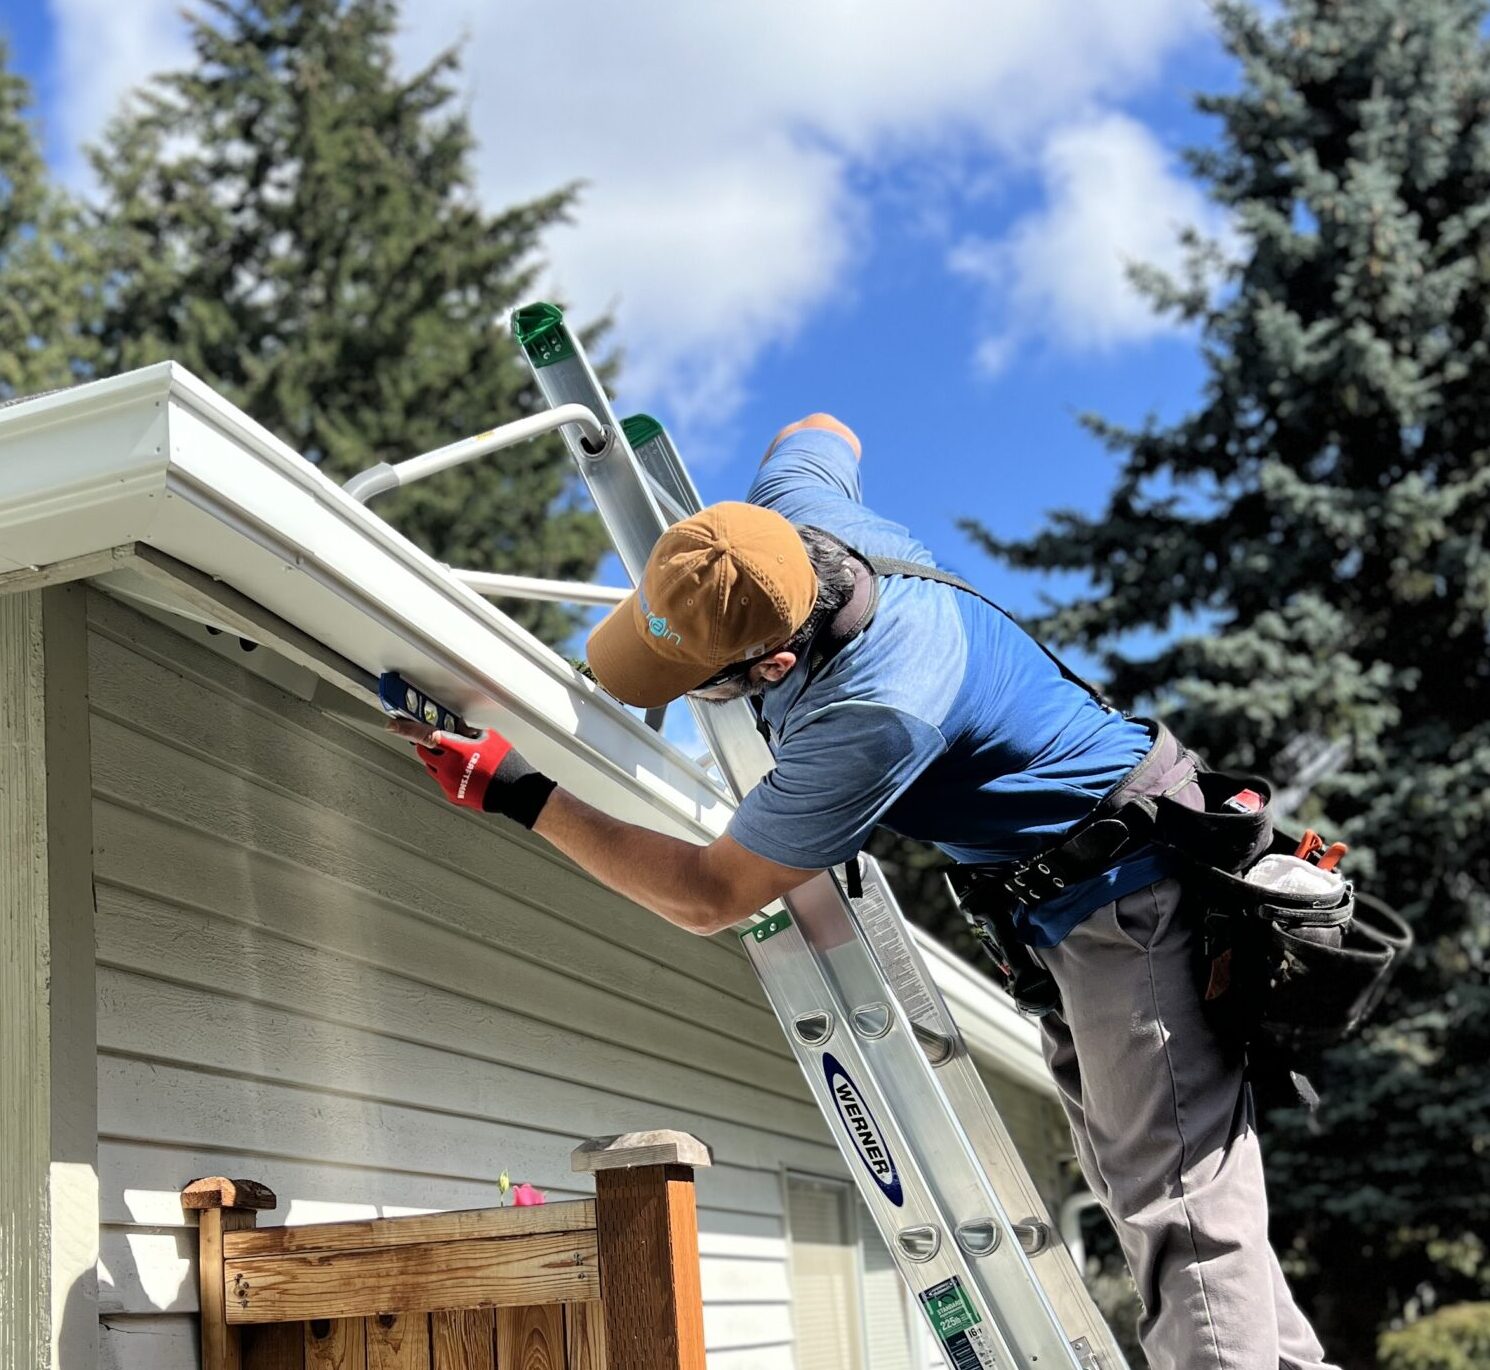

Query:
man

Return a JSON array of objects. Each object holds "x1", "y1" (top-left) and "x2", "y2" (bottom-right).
[{"x1": 394, "y1": 413, "x2": 1335, "y2": 1370}]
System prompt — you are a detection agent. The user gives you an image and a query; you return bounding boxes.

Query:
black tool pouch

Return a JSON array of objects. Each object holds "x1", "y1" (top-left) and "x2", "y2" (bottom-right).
[
  {"x1": 1156, "y1": 774, "x2": 1411, "y2": 1066},
  {"x1": 944, "y1": 868, "x2": 1062, "y2": 1017}
]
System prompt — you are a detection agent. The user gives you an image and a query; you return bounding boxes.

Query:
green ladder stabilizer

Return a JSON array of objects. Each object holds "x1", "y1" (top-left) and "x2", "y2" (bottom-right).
[{"x1": 512, "y1": 302, "x2": 1124, "y2": 1370}]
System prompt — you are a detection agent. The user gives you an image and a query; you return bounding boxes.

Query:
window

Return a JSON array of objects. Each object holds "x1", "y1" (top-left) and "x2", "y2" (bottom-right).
[
  {"x1": 785, "y1": 1175, "x2": 928, "y2": 1370},
  {"x1": 787, "y1": 1175, "x2": 865, "y2": 1370},
  {"x1": 858, "y1": 1209, "x2": 926, "y2": 1370}
]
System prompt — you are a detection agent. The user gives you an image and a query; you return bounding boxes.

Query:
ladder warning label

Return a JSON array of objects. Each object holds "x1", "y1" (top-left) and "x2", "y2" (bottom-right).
[
  {"x1": 919, "y1": 1277, "x2": 999, "y2": 1369},
  {"x1": 852, "y1": 866, "x2": 954, "y2": 1040}
]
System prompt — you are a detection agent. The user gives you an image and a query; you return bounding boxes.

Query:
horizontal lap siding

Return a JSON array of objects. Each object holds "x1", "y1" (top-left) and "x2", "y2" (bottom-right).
[{"x1": 88, "y1": 593, "x2": 816, "y2": 1370}]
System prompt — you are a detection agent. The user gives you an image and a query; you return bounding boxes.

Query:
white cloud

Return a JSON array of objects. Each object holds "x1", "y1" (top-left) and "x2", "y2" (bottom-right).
[
  {"x1": 950, "y1": 112, "x2": 1228, "y2": 374},
  {"x1": 406, "y1": 1, "x2": 1208, "y2": 423},
  {"x1": 47, "y1": 0, "x2": 194, "y2": 184},
  {"x1": 46, "y1": 0, "x2": 1210, "y2": 418}
]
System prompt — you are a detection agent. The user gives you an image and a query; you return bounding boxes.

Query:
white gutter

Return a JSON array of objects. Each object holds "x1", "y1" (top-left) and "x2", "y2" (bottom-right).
[{"x1": 0, "y1": 363, "x2": 1054, "y2": 1097}]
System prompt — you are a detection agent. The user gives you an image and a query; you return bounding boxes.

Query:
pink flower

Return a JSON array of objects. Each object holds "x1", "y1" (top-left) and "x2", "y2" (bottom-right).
[{"x1": 510, "y1": 1183, "x2": 546, "y2": 1207}]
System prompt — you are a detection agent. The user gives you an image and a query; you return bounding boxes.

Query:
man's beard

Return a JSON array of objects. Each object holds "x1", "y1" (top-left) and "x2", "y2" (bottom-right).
[{"x1": 687, "y1": 673, "x2": 767, "y2": 703}]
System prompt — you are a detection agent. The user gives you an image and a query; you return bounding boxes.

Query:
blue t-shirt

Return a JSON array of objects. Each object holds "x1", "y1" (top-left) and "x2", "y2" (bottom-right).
[{"x1": 726, "y1": 428, "x2": 1168, "y2": 947}]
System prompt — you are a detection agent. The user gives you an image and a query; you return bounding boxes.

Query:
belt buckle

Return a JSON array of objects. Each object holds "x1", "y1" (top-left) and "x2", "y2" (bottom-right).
[{"x1": 1004, "y1": 858, "x2": 1067, "y2": 907}]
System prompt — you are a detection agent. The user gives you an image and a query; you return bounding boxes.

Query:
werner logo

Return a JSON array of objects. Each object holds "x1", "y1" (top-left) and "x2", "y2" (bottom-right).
[{"x1": 823, "y1": 1054, "x2": 903, "y2": 1206}]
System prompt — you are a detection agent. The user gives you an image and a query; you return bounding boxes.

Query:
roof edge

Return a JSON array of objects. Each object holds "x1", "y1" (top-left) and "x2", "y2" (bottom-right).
[{"x1": 0, "y1": 362, "x2": 1051, "y2": 1090}]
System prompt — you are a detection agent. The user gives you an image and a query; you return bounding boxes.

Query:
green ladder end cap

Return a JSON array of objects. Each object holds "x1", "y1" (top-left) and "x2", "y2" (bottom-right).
[
  {"x1": 742, "y1": 911, "x2": 792, "y2": 944},
  {"x1": 620, "y1": 413, "x2": 665, "y2": 449},
  {"x1": 511, "y1": 302, "x2": 575, "y2": 367}
]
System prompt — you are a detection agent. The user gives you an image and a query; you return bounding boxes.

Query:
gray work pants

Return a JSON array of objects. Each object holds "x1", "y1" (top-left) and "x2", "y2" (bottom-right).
[{"x1": 1034, "y1": 877, "x2": 1338, "y2": 1370}]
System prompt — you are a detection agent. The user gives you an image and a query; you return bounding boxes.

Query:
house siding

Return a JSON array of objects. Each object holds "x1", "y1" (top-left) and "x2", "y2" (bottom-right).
[{"x1": 85, "y1": 588, "x2": 1065, "y2": 1370}]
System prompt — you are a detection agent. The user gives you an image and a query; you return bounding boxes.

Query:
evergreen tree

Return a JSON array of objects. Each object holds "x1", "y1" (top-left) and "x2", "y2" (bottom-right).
[
  {"x1": 87, "y1": 0, "x2": 607, "y2": 643},
  {"x1": 0, "y1": 42, "x2": 101, "y2": 396},
  {"x1": 962, "y1": 1, "x2": 1490, "y2": 1359},
  {"x1": 0, "y1": 40, "x2": 43, "y2": 259}
]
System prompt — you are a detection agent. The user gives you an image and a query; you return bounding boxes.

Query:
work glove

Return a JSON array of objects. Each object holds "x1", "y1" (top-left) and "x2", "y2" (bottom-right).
[{"x1": 396, "y1": 723, "x2": 556, "y2": 829}]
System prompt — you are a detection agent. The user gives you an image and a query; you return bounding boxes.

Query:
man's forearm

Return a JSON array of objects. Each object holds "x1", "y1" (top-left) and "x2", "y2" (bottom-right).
[
  {"x1": 389, "y1": 718, "x2": 810, "y2": 932},
  {"x1": 533, "y1": 787, "x2": 734, "y2": 933}
]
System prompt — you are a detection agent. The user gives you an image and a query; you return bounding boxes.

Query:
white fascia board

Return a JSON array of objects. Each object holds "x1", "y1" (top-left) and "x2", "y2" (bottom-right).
[
  {"x1": 0, "y1": 365, "x2": 175, "y2": 572},
  {"x1": 0, "y1": 363, "x2": 1051, "y2": 1093}
]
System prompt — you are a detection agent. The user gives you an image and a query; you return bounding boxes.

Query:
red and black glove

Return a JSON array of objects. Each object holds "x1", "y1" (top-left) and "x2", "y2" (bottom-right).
[{"x1": 415, "y1": 728, "x2": 556, "y2": 829}]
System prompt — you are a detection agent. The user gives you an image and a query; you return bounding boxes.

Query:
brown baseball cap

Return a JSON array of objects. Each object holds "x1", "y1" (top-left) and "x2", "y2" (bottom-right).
[{"x1": 586, "y1": 502, "x2": 817, "y2": 708}]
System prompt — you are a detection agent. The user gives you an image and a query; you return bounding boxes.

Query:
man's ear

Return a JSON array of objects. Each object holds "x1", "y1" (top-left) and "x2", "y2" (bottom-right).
[{"x1": 756, "y1": 650, "x2": 797, "y2": 684}]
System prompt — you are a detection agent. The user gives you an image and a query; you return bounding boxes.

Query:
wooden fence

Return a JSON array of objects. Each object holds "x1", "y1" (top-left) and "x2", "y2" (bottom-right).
[{"x1": 184, "y1": 1130, "x2": 712, "y2": 1370}]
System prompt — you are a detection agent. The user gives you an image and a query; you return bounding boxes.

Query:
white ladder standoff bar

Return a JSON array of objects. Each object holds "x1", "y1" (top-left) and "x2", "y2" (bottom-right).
[
  {"x1": 506, "y1": 302, "x2": 1125, "y2": 1370},
  {"x1": 348, "y1": 300, "x2": 1124, "y2": 1369}
]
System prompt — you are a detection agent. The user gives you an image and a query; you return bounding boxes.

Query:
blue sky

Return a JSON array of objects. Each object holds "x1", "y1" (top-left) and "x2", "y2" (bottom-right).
[{"x1": 4, "y1": 0, "x2": 1237, "y2": 721}]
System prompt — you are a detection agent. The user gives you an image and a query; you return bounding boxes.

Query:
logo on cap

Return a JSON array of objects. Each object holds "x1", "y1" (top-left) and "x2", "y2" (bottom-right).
[{"x1": 641, "y1": 595, "x2": 683, "y2": 646}]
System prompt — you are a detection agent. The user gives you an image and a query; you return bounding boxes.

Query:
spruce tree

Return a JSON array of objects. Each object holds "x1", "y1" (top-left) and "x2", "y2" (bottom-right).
[
  {"x1": 962, "y1": 1, "x2": 1490, "y2": 1359},
  {"x1": 0, "y1": 42, "x2": 101, "y2": 396},
  {"x1": 86, "y1": 0, "x2": 607, "y2": 644}
]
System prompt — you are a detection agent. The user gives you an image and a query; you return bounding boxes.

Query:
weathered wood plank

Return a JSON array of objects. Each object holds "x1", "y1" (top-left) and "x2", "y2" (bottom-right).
[
  {"x1": 564, "y1": 1303, "x2": 607, "y2": 1370},
  {"x1": 594, "y1": 1166, "x2": 706, "y2": 1370},
  {"x1": 496, "y1": 1306, "x2": 564, "y2": 1370},
  {"x1": 243, "y1": 1321, "x2": 306, "y2": 1370},
  {"x1": 572, "y1": 1132, "x2": 711, "y2": 1173},
  {"x1": 366, "y1": 1313, "x2": 429, "y2": 1370},
  {"x1": 225, "y1": 1202, "x2": 595, "y2": 1259},
  {"x1": 199, "y1": 1208, "x2": 257, "y2": 1370},
  {"x1": 183, "y1": 1177, "x2": 277, "y2": 1212},
  {"x1": 225, "y1": 1232, "x2": 598, "y2": 1324},
  {"x1": 0, "y1": 543, "x2": 135, "y2": 593},
  {"x1": 305, "y1": 1319, "x2": 366, "y2": 1370},
  {"x1": 93, "y1": 1216, "x2": 793, "y2": 1321},
  {"x1": 666, "y1": 1171, "x2": 706, "y2": 1368},
  {"x1": 430, "y1": 1310, "x2": 493, "y2": 1370}
]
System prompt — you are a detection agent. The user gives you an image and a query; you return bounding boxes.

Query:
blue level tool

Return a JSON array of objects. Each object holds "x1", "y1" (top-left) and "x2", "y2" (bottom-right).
[{"x1": 378, "y1": 671, "x2": 471, "y2": 736}]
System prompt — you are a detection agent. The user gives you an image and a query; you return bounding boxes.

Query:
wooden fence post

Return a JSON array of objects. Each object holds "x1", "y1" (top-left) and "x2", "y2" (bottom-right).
[
  {"x1": 182, "y1": 1176, "x2": 277, "y2": 1370},
  {"x1": 571, "y1": 1130, "x2": 712, "y2": 1370}
]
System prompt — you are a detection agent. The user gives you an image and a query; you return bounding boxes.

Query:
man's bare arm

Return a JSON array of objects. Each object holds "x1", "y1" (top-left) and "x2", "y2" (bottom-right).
[
  {"x1": 763, "y1": 412, "x2": 862, "y2": 464},
  {"x1": 533, "y1": 787, "x2": 816, "y2": 935}
]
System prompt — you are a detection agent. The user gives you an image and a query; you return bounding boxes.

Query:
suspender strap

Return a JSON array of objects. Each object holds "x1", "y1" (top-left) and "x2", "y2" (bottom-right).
[{"x1": 859, "y1": 553, "x2": 1112, "y2": 711}]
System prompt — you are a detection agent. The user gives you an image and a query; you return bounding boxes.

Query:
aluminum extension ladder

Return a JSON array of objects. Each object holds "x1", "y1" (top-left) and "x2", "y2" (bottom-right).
[{"x1": 511, "y1": 303, "x2": 1125, "y2": 1370}]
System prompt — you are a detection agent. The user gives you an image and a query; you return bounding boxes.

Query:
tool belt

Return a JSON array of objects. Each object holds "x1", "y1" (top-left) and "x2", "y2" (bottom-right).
[
  {"x1": 945, "y1": 722, "x2": 1411, "y2": 1089},
  {"x1": 946, "y1": 720, "x2": 1195, "y2": 1016}
]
